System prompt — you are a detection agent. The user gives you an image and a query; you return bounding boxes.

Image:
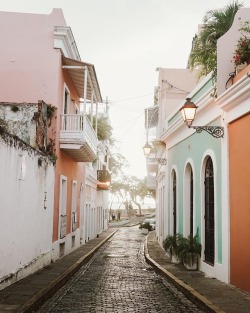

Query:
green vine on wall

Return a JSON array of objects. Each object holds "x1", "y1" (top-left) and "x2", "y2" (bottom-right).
[
  {"x1": 48, "y1": 153, "x2": 58, "y2": 165},
  {"x1": 46, "y1": 105, "x2": 56, "y2": 119}
]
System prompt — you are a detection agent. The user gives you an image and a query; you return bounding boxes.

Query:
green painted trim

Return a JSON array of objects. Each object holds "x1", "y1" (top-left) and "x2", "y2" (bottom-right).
[
  {"x1": 168, "y1": 77, "x2": 213, "y2": 127},
  {"x1": 192, "y1": 78, "x2": 213, "y2": 103}
]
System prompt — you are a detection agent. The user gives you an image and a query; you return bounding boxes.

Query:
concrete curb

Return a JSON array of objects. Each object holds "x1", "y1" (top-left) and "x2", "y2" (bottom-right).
[
  {"x1": 108, "y1": 220, "x2": 130, "y2": 227},
  {"x1": 144, "y1": 236, "x2": 225, "y2": 313},
  {"x1": 16, "y1": 229, "x2": 118, "y2": 313},
  {"x1": 123, "y1": 222, "x2": 140, "y2": 227}
]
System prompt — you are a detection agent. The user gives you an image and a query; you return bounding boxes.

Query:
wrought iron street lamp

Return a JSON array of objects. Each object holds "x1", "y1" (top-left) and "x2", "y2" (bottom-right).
[
  {"x1": 180, "y1": 98, "x2": 224, "y2": 138},
  {"x1": 142, "y1": 142, "x2": 167, "y2": 165},
  {"x1": 143, "y1": 142, "x2": 152, "y2": 158}
]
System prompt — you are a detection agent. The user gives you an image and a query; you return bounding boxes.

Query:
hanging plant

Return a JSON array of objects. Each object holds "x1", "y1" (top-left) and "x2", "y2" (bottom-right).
[
  {"x1": 232, "y1": 36, "x2": 250, "y2": 66},
  {"x1": 232, "y1": 21, "x2": 250, "y2": 67}
]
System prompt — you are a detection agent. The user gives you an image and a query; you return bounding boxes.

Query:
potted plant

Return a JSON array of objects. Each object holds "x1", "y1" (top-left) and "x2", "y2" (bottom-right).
[
  {"x1": 163, "y1": 233, "x2": 182, "y2": 264},
  {"x1": 232, "y1": 21, "x2": 250, "y2": 73},
  {"x1": 176, "y1": 228, "x2": 202, "y2": 270},
  {"x1": 139, "y1": 221, "x2": 152, "y2": 234}
]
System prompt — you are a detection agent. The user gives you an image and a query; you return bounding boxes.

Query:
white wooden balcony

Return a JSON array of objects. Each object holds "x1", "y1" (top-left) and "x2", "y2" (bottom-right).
[
  {"x1": 146, "y1": 173, "x2": 156, "y2": 190},
  {"x1": 146, "y1": 154, "x2": 158, "y2": 173},
  {"x1": 60, "y1": 114, "x2": 98, "y2": 162}
]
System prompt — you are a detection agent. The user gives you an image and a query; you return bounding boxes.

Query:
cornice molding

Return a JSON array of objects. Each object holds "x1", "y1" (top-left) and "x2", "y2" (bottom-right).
[
  {"x1": 54, "y1": 26, "x2": 81, "y2": 60},
  {"x1": 160, "y1": 87, "x2": 214, "y2": 142},
  {"x1": 216, "y1": 73, "x2": 250, "y2": 112}
]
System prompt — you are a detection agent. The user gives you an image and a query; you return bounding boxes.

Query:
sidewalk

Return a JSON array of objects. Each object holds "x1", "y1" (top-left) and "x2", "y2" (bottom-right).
[
  {"x1": 1, "y1": 226, "x2": 250, "y2": 313},
  {"x1": 145, "y1": 231, "x2": 250, "y2": 313},
  {"x1": 0, "y1": 228, "x2": 118, "y2": 313}
]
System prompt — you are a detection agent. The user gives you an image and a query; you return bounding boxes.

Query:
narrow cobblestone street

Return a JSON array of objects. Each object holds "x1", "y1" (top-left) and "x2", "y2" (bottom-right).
[{"x1": 38, "y1": 226, "x2": 205, "y2": 313}]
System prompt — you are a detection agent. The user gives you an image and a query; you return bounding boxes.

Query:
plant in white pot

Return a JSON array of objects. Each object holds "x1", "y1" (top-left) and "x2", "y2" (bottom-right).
[
  {"x1": 162, "y1": 233, "x2": 182, "y2": 264},
  {"x1": 139, "y1": 221, "x2": 152, "y2": 234},
  {"x1": 176, "y1": 228, "x2": 202, "y2": 270}
]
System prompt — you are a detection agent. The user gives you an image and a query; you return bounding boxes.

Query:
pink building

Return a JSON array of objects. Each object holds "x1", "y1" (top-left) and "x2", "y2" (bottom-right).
[{"x1": 0, "y1": 8, "x2": 110, "y2": 272}]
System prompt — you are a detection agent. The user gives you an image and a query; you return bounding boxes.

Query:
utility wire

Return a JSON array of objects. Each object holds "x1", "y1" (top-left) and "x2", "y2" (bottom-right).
[
  {"x1": 112, "y1": 111, "x2": 144, "y2": 130},
  {"x1": 109, "y1": 81, "x2": 190, "y2": 105},
  {"x1": 117, "y1": 113, "x2": 144, "y2": 139},
  {"x1": 110, "y1": 92, "x2": 155, "y2": 103},
  {"x1": 161, "y1": 79, "x2": 190, "y2": 94}
]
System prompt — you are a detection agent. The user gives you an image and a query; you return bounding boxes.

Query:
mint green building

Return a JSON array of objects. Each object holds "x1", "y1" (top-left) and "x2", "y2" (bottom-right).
[{"x1": 145, "y1": 69, "x2": 229, "y2": 284}]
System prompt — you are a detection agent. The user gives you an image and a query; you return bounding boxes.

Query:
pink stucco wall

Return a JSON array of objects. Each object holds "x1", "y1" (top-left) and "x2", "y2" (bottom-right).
[
  {"x1": 0, "y1": 9, "x2": 86, "y2": 246},
  {"x1": 0, "y1": 9, "x2": 66, "y2": 105}
]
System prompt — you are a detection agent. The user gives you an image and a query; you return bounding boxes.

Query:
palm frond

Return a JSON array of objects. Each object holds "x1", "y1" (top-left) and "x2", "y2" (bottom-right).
[{"x1": 188, "y1": 1, "x2": 243, "y2": 81}]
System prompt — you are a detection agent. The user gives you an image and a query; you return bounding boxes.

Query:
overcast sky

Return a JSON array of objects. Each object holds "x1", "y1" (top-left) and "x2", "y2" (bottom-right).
[{"x1": 1, "y1": 0, "x2": 250, "y2": 178}]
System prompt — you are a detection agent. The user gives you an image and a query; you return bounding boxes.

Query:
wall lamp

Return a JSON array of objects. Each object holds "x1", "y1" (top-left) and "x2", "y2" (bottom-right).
[
  {"x1": 143, "y1": 142, "x2": 167, "y2": 165},
  {"x1": 180, "y1": 98, "x2": 224, "y2": 138}
]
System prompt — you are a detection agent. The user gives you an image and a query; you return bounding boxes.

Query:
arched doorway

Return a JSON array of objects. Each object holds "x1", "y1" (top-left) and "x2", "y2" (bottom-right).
[
  {"x1": 204, "y1": 157, "x2": 215, "y2": 265},
  {"x1": 190, "y1": 168, "x2": 193, "y2": 236},
  {"x1": 173, "y1": 171, "x2": 177, "y2": 235},
  {"x1": 184, "y1": 163, "x2": 194, "y2": 236}
]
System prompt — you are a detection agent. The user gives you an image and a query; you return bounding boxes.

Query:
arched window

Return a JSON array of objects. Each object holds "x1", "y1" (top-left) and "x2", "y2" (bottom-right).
[
  {"x1": 173, "y1": 171, "x2": 177, "y2": 235},
  {"x1": 190, "y1": 169, "x2": 193, "y2": 236},
  {"x1": 184, "y1": 163, "x2": 193, "y2": 236},
  {"x1": 204, "y1": 157, "x2": 215, "y2": 265}
]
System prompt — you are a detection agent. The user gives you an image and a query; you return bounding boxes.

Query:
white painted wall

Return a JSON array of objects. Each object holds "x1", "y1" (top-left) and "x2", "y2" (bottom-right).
[
  {"x1": 85, "y1": 166, "x2": 98, "y2": 240},
  {"x1": 157, "y1": 68, "x2": 199, "y2": 137},
  {"x1": 217, "y1": 8, "x2": 250, "y2": 97},
  {"x1": 97, "y1": 189, "x2": 109, "y2": 231},
  {"x1": 0, "y1": 134, "x2": 54, "y2": 289}
]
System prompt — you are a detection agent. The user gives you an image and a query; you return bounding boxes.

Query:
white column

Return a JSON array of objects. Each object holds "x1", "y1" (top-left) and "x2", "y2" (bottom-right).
[
  {"x1": 91, "y1": 90, "x2": 94, "y2": 125},
  {"x1": 83, "y1": 66, "x2": 88, "y2": 114},
  {"x1": 95, "y1": 102, "x2": 98, "y2": 134}
]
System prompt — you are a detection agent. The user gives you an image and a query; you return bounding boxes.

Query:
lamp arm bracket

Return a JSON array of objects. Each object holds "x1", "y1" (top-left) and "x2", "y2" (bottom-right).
[
  {"x1": 147, "y1": 158, "x2": 167, "y2": 165},
  {"x1": 156, "y1": 158, "x2": 167, "y2": 165},
  {"x1": 191, "y1": 126, "x2": 224, "y2": 138}
]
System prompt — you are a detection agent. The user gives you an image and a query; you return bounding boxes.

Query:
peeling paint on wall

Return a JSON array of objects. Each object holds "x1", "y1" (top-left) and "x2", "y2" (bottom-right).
[
  {"x1": 0, "y1": 102, "x2": 38, "y2": 145},
  {"x1": 0, "y1": 128, "x2": 54, "y2": 290},
  {"x1": 0, "y1": 101, "x2": 57, "y2": 163}
]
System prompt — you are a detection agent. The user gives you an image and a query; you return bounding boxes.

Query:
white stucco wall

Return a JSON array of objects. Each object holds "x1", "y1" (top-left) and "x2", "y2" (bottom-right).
[
  {"x1": 97, "y1": 189, "x2": 109, "y2": 231},
  {"x1": 217, "y1": 8, "x2": 250, "y2": 97},
  {"x1": 157, "y1": 68, "x2": 199, "y2": 137},
  {"x1": 0, "y1": 133, "x2": 54, "y2": 289}
]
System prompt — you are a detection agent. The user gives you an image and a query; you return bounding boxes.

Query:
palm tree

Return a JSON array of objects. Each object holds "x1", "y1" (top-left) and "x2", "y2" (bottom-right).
[{"x1": 188, "y1": 1, "x2": 243, "y2": 80}]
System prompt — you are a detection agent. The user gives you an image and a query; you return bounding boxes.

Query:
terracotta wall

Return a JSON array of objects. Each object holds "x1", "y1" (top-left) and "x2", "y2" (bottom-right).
[
  {"x1": 229, "y1": 113, "x2": 250, "y2": 292},
  {"x1": 232, "y1": 64, "x2": 250, "y2": 85},
  {"x1": 52, "y1": 66, "x2": 84, "y2": 242}
]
